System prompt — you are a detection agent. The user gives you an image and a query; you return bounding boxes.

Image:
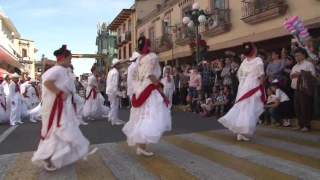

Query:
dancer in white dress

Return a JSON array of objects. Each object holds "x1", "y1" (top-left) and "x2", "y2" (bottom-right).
[
  {"x1": 31, "y1": 45, "x2": 97, "y2": 171},
  {"x1": 122, "y1": 36, "x2": 171, "y2": 156},
  {"x1": 82, "y1": 66, "x2": 110, "y2": 120},
  {"x1": 218, "y1": 42, "x2": 265, "y2": 141},
  {"x1": 26, "y1": 78, "x2": 41, "y2": 122}
]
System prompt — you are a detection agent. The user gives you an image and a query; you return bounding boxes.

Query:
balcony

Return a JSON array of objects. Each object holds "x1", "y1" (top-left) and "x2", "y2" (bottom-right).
[
  {"x1": 201, "y1": 9, "x2": 231, "y2": 37},
  {"x1": 102, "y1": 49, "x2": 108, "y2": 55},
  {"x1": 175, "y1": 23, "x2": 196, "y2": 46},
  {"x1": 0, "y1": 31, "x2": 21, "y2": 58},
  {"x1": 149, "y1": 40, "x2": 156, "y2": 52},
  {"x1": 155, "y1": 34, "x2": 172, "y2": 53},
  {"x1": 241, "y1": 0, "x2": 288, "y2": 24},
  {"x1": 121, "y1": 31, "x2": 132, "y2": 44}
]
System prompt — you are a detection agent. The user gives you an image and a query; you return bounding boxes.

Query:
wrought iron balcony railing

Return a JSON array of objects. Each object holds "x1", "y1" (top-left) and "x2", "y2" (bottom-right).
[
  {"x1": 121, "y1": 31, "x2": 132, "y2": 43},
  {"x1": 241, "y1": 0, "x2": 288, "y2": 24},
  {"x1": 155, "y1": 34, "x2": 172, "y2": 53},
  {"x1": 201, "y1": 8, "x2": 231, "y2": 37},
  {"x1": 175, "y1": 23, "x2": 196, "y2": 46}
]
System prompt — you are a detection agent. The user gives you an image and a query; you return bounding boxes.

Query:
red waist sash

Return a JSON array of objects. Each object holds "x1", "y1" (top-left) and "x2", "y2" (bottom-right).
[
  {"x1": 85, "y1": 87, "x2": 97, "y2": 100},
  {"x1": 235, "y1": 84, "x2": 265, "y2": 104},
  {"x1": 40, "y1": 91, "x2": 63, "y2": 140},
  {"x1": 131, "y1": 83, "x2": 170, "y2": 108}
]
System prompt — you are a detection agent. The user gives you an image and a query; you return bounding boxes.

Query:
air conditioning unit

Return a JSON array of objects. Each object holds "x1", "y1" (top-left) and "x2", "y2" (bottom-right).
[
  {"x1": 121, "y1": 33, "x2": 126, "y2": 42},
  {"x1": 102, "y1": 49, "x2": 108, "y2": 54},
  {"x1": 207, "y1": 14, "x2": 218, "y2": 29}
]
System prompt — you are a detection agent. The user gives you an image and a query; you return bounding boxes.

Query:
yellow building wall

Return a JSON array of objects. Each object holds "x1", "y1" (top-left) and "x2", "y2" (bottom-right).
[
  {"x1": 13, "y1": 39, "x2": 36, "y2": 78},
  {"x1": 137, "y1": 0, "x2": 320, "y2": 61}
]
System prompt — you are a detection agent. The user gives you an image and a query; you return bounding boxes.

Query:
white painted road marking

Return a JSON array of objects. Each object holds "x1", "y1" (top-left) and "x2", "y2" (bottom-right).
[{"x1": 0, "y1": 125, "x2": 18, "y2": 144}]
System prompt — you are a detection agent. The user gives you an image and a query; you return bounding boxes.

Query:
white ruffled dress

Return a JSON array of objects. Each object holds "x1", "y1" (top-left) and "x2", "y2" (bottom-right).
[{"x1": 122, "y1": 53, "x2": 172, "y2": 146}]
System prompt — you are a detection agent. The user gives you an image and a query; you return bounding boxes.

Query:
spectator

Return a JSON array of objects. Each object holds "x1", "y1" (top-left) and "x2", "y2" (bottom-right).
[
  {"x1": 172, "y1": 67, "x2": 180, "y2": 107},
  {"x1": 184, "y1": 65, "x2": 202, "y2": 113},
  {"x1": 266, "y1": 49, "x2": 286, "y2": 85},
  {"x1": 263, "y1": 87, "x2": 281, "y2": 125},
  {"x1": 213, "y1": 88, "x2": 226, "y2": 118},
  {"x1": 200, "y1": 92, "x2": 213, "y2": 117},
  {"x1": 179, "y1": 65, "x2": 189, "y2": 105},
  {"x1": 230, "y1": 56, "x2": 241, "y2": 97}
]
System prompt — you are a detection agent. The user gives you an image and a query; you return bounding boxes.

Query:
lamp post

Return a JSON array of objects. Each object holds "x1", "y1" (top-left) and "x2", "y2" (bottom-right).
[
  {"x1": 164, "y1": 18, "x2": 175, "y2": 66},
  {"x1": 182, "y1": 2, "x2": 209, "y2": 64},
  {"x1": 41, "y1": 54, "x2": 45, "y2": 76}
]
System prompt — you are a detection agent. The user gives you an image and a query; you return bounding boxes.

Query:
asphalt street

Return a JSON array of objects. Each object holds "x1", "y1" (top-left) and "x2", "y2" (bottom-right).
[{"x1": 0, "y1": 108, "x2": 223, "y2": 155}]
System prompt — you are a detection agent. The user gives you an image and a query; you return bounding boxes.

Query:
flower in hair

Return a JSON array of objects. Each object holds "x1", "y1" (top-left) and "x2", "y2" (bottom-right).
[{"x1": 245, "y1": 45, "x2": 249, "y2": 49}]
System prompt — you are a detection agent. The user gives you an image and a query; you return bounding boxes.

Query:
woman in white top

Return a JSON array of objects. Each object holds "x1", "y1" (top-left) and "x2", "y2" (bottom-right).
[
  {"x1": 270, "y1": 80, "x2": 291, "y2": 126},
  {"x1": 32, "y1": 45, "x2": 96, "y2": 171}
]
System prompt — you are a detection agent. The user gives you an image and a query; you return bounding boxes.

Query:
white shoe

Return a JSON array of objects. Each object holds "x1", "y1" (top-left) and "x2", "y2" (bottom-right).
[
  {"x1": 83, "y1": 148, "x2": 98, "y2": 161},
  {"x1": 17, "y1": 121, "x2": 23, "y2": 124},
  {"x1": 39, "y1": 161, "x2": 57, "y2": 172},
  {"x1": 30, "y1": 119, "x2": 37, "y2": 123},
  {"x1": 112, "y1": 122, "x2": 122, "y2": 126},
  {"x1": 136, "y1": 148, "x2": 153, "y2": 157},
  {"x1": 237, "y1": 134, "x2": 249, "y2": 141},
  {"x1": 10, "y1": 123, "x2": 17, "y2": 126}
]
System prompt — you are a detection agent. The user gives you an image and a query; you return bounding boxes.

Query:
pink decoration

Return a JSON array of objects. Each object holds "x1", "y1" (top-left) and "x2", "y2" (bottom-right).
[
  {"x1": 293, "y1": 19, "x2": 301, "y2": 27},
  {"x1": 289, "y1": 27, "x2": 295, "y2": 31},
  {"x1": 285, "y1": 25, "x2": 291, "y2": 29},
  {"x1": 297, "y1": 22, "x2": 304, "y2": 29},
  {"x1": 288, "y1": 16, "x2": 299, "y2": 24}
]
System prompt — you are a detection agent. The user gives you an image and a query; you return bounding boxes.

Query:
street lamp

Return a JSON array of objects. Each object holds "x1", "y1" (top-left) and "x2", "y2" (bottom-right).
[{"x1": 183, "y1": 2, "x2": 209, "y2": 64}]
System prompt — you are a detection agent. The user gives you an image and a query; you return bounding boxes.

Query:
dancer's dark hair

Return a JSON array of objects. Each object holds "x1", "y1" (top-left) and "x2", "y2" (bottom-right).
[
  {"x1": 53, "y1": 45, "x2": 71, "y2": 59},
  {"x1": 242, "y1": 42, "x2": 256, "y2": 56},
  {"x1": 137, "y1": 36, "x2": 150, "y2": 54}
]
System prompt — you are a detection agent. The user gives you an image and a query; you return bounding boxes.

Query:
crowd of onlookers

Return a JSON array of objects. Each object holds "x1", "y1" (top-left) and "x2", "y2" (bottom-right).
[{"x1": 159, "y1": 37, "x2": 319, "y2": 132}]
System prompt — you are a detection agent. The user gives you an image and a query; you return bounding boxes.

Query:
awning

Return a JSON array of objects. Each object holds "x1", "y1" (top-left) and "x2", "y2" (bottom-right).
[{"x1": 0, "y1": 47, "x2": 23, "y2": 68}]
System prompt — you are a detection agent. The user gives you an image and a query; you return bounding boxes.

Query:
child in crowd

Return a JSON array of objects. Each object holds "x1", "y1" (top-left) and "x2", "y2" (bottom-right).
[
  {"x1": 263, "y1": 87, "x2": 280, "y2": 125},
  {"x1": 214, "y1": 88, "x2": 226, "y2": 117},
  {"x1": 200, "y1": 93, "x2": 213, "y2": 117},
  {"x1": 270, "y1": 80, "x2": 291, "y2": 126},
  {"x1": 191, "y1": 87, "x2": 203, "y2": 114}
]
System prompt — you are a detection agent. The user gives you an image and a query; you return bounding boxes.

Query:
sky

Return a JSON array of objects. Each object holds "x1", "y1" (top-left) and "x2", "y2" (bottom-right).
[{"x1": 1, "y1": 0, "x2": 133, "y2": 76}]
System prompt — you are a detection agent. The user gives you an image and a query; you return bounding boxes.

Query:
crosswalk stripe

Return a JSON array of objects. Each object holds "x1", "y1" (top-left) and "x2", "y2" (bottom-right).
[
  {"x1": 201, "y1": 131, "x2": 320, "y2": 170},
  {"x1": 0, "y1": 154, "x2": 17, "y2": 180},
  {"x1": 74, "y1": 153, "x2": 116, "y2": 180},
  {"x1": 255, "y1": 130, "x2": 320, "y2": 149},
  {"x1": 152, "y1": 140, "x2": 251, "y2": 180},
  {"x1": 257, "y1": 126, "x2": 320, "y2": 142},
  {"x1": 4, "y1": 152, "x2": 38, "y2": 180},
  {"x1": 118, "y1": 141, "x2": 198, "y2": 180},
  {"x1": 37, "y1": 165, "x2": 77, "y2": 180},
  {"x1": 260, "y1": 124, "x2": 320, "y2": 136},
  {"x1": 216, "y1": 129, "x2": 320, "y2": 158},
  {"x1": 96, "y1": 143, "x2": 157, "y2": 180},
  {"x1": 181, "y1": 133, "x2": 320, "y2": 180},
  {"x1": 163, "y1": 135, "x2": 297, "y2": 180}
]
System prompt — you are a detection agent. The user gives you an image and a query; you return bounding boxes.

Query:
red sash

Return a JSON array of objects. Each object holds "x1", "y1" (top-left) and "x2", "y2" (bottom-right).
[
  {"x1": 15, "y1": 83, "x2": 20, "y2": 93},
  {"x1": 0, "y1": 99, "x2": 6, "y2": 112},
  {"x1": 235, "y1": 84, "x2": 265, "y2": 104},
  {"x1": 85, "y1": 86, "x2": 97, "y2": 100},
  {"x1": 131, "y1": 83, "x2": 170, "y2": 108},
  {"x1": 40, "y1": 91, "x2": 63, "y2": 140}
]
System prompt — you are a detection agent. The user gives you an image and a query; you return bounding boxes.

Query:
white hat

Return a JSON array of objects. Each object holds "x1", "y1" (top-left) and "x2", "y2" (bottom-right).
[
  {"x1": 11, "y1": 72, "x2": 20, "y2": 78},
  {"x1": 2, "y1": 74, "x2": 8, "y2": 79},
  {"x1": 111, "y1": 58, "x2": 121, "y2": 67},
  {"x1": 129, "y1": 51, "x2": 140, "y2": 61},
  {"x1": 28, "y1": 78, "x2": 39, "y2": 84},
  {"x1": 272, "y1": 79, "x2": 279, "y2": 83}
]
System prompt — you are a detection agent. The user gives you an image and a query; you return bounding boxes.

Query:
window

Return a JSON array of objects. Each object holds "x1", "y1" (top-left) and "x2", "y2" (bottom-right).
[
  {"x1": 128, "y1": 19, "x2": 132, "y2": 31},
  {"x1": 123, "y1": 46, "x2": 126, "y2": 59},
  {"x1": 212, "y1": 0, "x2": 225, "y2": 10},
  {"x1": 140, "y1": 31, "x2": 145, "y2": 37},
  {"x1": 163, "y1": 17, "x2": 170, "y2": 34},
  {"x1": 148, "y1": 27, "x2": 155, "y2": 42},
  {"x1": 119, "y1": 49, "x2": 121, "y2": 59},
  {"x1": 122, "y1": 24, "x2": 126, "y2": 34},
  {"x1": 129, "y1": 43, "x2": 132, "y2": 57},
  {"x1": 182, "y1": 6, "x2": 192, "y2": 17},
  {"x1": 22, "y1": 48, "x2": 27, "y2": 57}
]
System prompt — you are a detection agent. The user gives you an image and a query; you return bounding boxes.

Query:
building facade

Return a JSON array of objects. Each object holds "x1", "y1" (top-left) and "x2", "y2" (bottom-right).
[
  {"x1": 96, "y1": 21, "x2": 117, "y2": 73},
  {"x1": 108, "y1": 4, "x2": 137, "y2": 61},
  {"x1": 0, "y1": 7, "x2": 23, "y2": 74},
  {"x1": 136, "y1": 0, "x2": 320, "y2": 66},
  {"x1": 14, "y1": 38, "x2": 37, "y2": 78}
]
